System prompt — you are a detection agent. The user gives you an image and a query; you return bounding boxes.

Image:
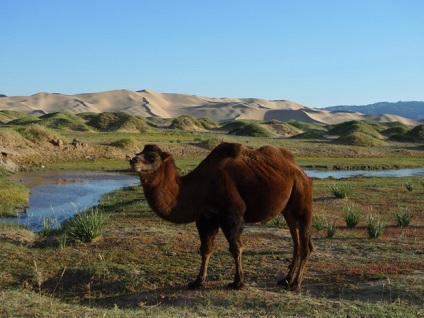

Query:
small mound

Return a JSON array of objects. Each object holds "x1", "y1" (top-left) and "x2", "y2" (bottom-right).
[
  {"x1": 110, "y1": 137, "x2": 139, "y2": 149},
  {"x1": 263, "y1": 120, "x2": 302, "y2": 137},
  {"x1": 38, "y1": 112, "x2": 92, "y2": 131},
  {"x1": 406, "y1": 124, "x2": 424, "y2": 141},
  {"x1": 0, "y1": 227, "x2": 38, "y2": 246},
  {"x1": 328, "y1": 120, "x2": 381, "y2": 138},
  {"x1": 288, "y1": 120, "x2": 327, "y2": 132},
  {"x1": 16, "y1": 124, "x2": 63, "y2": 143},
  {"x1": 333, "y1": 132, "x2": 386, "y2": 146},
  {"x1": 6, "y1": 115, "x2": 41, "y2": 126},
  {"x1": 198, "y1": 117, "x2": 220, "y2": 129},
  {"x1": 0, "y1": 110, "x2": 27, "y2": 123},
  {"x1": 76, "y1": 112, "x2": 99, "y2": 121},
  {"x1": 381, "y1": 126, "x2": 410, "y2": 137},
  {"x1": 169, "y1": 115, "x2": 208, "y2": 130},
  {"x1": 224, "y1": 121, "x2": 274, "y2": 137},
  {"x1": 88, "y1": 112, "x2": 154, "y2": 132},
  {"x1": 291, "y1": 131, "x2": 326, "y2": 139}
]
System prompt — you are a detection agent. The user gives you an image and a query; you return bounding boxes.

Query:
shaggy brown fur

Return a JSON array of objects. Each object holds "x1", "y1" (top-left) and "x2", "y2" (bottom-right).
[{"x1": 130, "y1": 142, "x2": 313, "y2": 291}]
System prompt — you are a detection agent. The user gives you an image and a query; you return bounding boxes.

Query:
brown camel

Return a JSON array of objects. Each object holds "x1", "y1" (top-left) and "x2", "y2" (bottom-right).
[{"x1": 130, "y1": 142, "x2": 313, "y2": 291}]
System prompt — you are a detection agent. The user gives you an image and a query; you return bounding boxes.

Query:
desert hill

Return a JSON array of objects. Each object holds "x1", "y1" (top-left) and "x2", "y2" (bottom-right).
[{"x1": 0, "y1": 89, "x2": 420, "y2": 126}]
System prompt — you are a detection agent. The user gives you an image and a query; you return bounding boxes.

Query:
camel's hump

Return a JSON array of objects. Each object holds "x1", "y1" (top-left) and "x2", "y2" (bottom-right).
[{"x1": 210, "y1": 142, "x2": 243, "y2": 158}]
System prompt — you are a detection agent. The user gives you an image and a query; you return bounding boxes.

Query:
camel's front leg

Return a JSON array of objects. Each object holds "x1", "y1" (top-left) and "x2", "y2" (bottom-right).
[{"x1": 188, "y1": 217, "x2": 219, "y2": 290}]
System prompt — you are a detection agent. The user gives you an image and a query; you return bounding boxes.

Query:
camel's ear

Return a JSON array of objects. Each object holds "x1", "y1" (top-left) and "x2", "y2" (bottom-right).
[{"x1": 161, "y1": 152, "x2": 172, "y2": 162}]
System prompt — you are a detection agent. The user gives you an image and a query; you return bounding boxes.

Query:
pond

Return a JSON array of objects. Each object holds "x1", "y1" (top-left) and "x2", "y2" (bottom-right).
[
  {"x1": 1, "y1": 168, "x2": 423, "y2": 232},
  {"x1": 305, "y1": 167, "x2": 424, "y2": 179},
  {"x1": 2, "y1": 171, "x2": 139, "y2": 232}
]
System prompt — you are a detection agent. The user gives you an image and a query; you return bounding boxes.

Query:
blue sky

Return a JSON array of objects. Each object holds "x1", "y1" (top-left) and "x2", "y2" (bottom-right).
[{"x1": 1, "y1": 0, "x2": 423, "y2": 108}]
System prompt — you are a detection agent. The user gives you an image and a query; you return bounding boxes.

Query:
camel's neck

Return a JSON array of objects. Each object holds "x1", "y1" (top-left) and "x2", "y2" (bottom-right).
[{"x1": 139, "y1": 159, "x2": 197, "y2": 224}]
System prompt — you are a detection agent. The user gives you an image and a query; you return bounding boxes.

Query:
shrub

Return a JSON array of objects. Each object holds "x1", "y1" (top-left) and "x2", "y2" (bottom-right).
[
  {"x1": 404, "y1": 181, "x2": 413, "y2": 191},
  {"x1": 271, "y1": 214, "x2": 287, "y2": 229},
  {"x1": 41, "y1": 216, "x2": 60, "y2": 237},
  {"x1": 312, "y1": 214, "x2": 327, "y2": 232},
  {"x1": 111, "y1": 137, "x2": 138, "y2": 149},
  {"x1": 63, "y1": 208, "x2": 109, "y2": 243},
  {"x1": 367, "y1": 214, "x2": 385, "y2": 239},
  {"x1": 330, "y1": 184, "x2": 351, "y2": 199},
  {"x1": 326, "y1": 222, "x2": 337, "y2": 238},
  {"x1": 393, "y1": 207, "x2": 412, "y2": 228},
  {"x1": 342, "y1": 205, "x2": 361, "y2": 228}
]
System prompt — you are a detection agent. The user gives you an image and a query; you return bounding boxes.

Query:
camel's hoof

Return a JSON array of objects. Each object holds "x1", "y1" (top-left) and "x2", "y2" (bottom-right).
[
  {"x1": 277, "y1": 279, "x2": 301, "y2": 292},
  {"x1": 277, "y1": 279, "x2": 290, "y2": 290},
  {"x1": 187, "y1": 281, "x2": 205, "y2": 290},
  {"x1": 227, "y1": 282, "x2": 245, "y2": 290}
]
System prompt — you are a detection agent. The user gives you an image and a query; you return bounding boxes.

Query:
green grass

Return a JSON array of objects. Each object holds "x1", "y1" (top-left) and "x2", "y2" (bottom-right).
[{"x1": 0, "y1": 179, "x2": 30, "y2": 217}]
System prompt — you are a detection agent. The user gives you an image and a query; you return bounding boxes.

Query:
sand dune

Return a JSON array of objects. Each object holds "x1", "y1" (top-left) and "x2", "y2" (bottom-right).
[{"x1": 0, "y1": 89, "x2": 420, "y2": 126}]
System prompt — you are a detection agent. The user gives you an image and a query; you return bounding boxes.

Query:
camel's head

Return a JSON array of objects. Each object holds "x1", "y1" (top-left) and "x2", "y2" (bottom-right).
[{"x1": 130, "y1": 144, "x2": 171, "y2": 173}]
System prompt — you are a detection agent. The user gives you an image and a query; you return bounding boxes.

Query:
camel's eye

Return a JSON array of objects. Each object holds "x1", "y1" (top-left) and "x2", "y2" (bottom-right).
[{"x1": 147, "y1": 154, "x2": 158, "y2": 163}]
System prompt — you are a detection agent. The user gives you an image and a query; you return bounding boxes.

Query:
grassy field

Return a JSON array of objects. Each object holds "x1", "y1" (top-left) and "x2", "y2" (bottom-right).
[
  {"x1": 1, "y1": 169, "x2": 423, "y2": 316},
  {"x1": 0, "y1": 116, "x2": 423, "y2": 316}
]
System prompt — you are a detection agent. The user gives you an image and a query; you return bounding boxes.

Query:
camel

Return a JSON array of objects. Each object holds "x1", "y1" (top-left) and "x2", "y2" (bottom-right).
[{"x1": 130, "y1": 142, "x2": 313, "y2": 292}]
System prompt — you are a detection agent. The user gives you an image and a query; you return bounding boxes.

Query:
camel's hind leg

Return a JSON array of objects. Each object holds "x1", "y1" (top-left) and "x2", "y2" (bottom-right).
[
  {"x1": 279, "y1": 178, "x2": 313, "y2": 291},
  {"x1": 277, "y1": 214, "x2": 300, "y2": 288},
  {"x1": 188, "y1": 216, "x2": 219, "y2": 290},
  {"x1": 278, "y1": 214, "x2": 313, "y2": 292},
  {"x1": 290, "y1": 226, "x2": 313, "y2": 291}
]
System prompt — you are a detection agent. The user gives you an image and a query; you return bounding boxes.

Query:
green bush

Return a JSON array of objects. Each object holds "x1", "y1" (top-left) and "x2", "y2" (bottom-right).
[
  {"x1": 271, "y1": 214, "x2": 287, "y2": 229},
  {"x1": 342, "y1": 205, "x2": 361, "y2": 228},
  {"x1": 63, "y1": 208, "x2": 109, "y2": 243},
  {"x1": 330, "y1": 184, "x2": 351, "y2": 199},
  {"x1": 312, "y1": 214, "x2": 327, "y2": 232},
  {"x1": 367, "y1": 214, "x2": 385, "y2": 239},
  {"x1": 404, "y1": 181, "x2": 413, "y2": 191},
  {"x1": 326, "y1": 222, "x2": 337, "y2": 238},
  {"x1": 393, "y1": 207, "x2": 412, "y2": 228}
]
